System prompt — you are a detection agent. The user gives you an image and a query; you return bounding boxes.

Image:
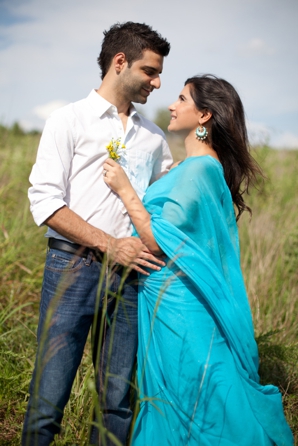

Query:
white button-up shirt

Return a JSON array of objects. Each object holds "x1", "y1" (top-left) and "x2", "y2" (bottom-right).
[{"x1": 28, "y1": 90, "x2": 173, "y2": 239}]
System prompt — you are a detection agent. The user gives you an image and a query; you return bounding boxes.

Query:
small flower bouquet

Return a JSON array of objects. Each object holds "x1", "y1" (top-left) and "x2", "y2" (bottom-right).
[{"x1": 106, "y1": 137, "x2": 126, "y2": 161}]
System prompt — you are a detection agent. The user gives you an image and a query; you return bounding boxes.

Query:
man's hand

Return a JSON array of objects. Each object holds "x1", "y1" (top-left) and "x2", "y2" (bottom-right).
[
  {"x1": 108, "y1": 236, "x2": 165, "y2": 275},
  {"x1": 44, "y1": 206, "x2": 164, "y2": 275}
]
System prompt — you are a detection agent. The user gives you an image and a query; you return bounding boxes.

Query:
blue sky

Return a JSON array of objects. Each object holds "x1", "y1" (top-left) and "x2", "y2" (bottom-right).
[{"x1": 0, "y1": 0, "x2": 297, "y2": 148}]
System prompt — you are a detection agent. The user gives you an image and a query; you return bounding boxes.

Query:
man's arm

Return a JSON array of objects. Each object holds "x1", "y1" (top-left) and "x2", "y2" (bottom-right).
[
  {"x1": 29, "y1": 112, "x2": 164, "y2": 274},
  {"x1": 45, "y1": 206, "x2": 164, "y2": 274}
]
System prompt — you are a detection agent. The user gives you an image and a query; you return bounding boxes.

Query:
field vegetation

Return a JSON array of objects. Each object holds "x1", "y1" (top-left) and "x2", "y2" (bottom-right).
[{"x1": 0, "y1": 125, "x2": 297, "y2": 444}]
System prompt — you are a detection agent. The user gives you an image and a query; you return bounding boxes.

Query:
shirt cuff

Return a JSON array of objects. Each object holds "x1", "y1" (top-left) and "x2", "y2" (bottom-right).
[{"x1": 30, "y1": 198, "x2": 67, "y2": 227}]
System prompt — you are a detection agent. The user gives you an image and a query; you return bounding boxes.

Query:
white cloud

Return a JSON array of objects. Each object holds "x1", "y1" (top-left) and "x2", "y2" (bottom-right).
[
  {"x1": 19, "y1": 118, "x2": 38, "y2": 132},
  {"x1": 0, "y1": 0, "x2": 297, "y2": 145},
  {"x1": 33, "y1": 100, "x2": 69, "y2": 120},
  {"x1": 247, "y1": 120, "x2": 298, "y2": 149},
  {"x1": 240, "y1": 38, "x2": 275, "y2": 56},
  {"x1": 271, "y1": 132, "x2": 298, "y2": 149},
  {"x1": 246, "y1": 120, "x2": 271, "y2": 146}
]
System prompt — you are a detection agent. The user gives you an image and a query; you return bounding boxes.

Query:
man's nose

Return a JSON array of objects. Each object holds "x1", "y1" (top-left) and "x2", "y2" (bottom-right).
[{"x1": 151, "y1": 76, "x2": 161, "y2": 89}]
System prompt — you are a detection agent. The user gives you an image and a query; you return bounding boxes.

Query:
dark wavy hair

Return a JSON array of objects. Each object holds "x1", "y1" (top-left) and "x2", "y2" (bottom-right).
[
  {"x1": 98, "y1": 22, "x2": 170, "y2": 80},
  {"x1": 185, "y1": 74, "x2": 262, "y2": 220}
]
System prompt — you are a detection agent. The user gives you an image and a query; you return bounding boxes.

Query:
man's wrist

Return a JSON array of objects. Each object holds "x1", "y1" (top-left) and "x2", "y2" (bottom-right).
[{"x1": 101, "y1": 234, "x2": 116, "y2": 254}]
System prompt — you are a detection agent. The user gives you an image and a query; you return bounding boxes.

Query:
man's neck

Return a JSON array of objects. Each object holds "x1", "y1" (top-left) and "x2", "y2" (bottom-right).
[{"x1": 96, "y1": 83, "x2": 131, "y2": 116}]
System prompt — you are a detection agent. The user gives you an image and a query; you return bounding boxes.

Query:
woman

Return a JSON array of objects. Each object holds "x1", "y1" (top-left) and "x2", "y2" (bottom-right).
[{"x1": 103, "y1": 75, "x2": 293, "y2": 445}]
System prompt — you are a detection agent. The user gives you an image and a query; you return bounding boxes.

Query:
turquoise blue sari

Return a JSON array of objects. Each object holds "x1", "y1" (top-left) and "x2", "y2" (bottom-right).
[{"x1": 132, "y1": 156, "x2": 293, "y2": 446}]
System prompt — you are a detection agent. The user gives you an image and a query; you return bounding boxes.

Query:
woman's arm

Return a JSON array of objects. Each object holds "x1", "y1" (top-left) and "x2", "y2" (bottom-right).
[{"x1": 103, "y1": 158, "x2": 162, "y2": 256}]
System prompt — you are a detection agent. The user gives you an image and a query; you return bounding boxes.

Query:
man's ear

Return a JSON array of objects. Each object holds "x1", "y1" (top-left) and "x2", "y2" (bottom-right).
[{"x1": 113, "y1": 52, "x2": 127, "y2": 74}]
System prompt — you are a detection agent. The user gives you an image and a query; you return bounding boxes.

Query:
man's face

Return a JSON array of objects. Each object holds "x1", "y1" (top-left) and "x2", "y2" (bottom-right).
[{"x1": 120, "y1": 50, "x2": 164, "y2": 104}]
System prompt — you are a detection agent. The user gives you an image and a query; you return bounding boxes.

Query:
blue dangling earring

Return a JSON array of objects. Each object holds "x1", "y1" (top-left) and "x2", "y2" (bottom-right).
[{"x1": 195, "y1": 125, "x2": 208, "y2": 141}]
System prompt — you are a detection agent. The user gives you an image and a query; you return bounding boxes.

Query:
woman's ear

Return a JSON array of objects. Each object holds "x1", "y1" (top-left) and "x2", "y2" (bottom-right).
[{"x1": 199, "y1": 109, "x2": 212, "y2": 126}]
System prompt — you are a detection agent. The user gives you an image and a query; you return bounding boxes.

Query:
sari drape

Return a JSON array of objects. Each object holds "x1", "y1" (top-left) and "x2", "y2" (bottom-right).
[{"x1": 132, "y1": 156, "x2": 293, "y2": 446}]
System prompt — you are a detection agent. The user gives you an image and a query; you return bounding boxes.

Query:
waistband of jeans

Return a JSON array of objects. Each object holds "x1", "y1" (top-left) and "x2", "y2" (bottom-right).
[
  {"x1": 47, "y1": 238, "x2": 138, "y2": 280},
  {"x1": 48, "y1": 237, "x2": 103, "y2": 261}
]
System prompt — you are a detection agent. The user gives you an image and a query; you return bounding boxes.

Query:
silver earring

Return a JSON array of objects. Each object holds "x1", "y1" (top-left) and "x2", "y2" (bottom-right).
[{"x1": 195, "y1": 125, "x2": 208, "y2": 141}]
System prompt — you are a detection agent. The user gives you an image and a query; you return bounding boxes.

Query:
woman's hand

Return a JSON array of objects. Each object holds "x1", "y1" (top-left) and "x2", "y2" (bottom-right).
[
  {"x1": 103, "y1": 158, "x2": 132, "y2": 196},
  {"x1": 103, "y1": 158, "x2": 162, "y2": 255}
]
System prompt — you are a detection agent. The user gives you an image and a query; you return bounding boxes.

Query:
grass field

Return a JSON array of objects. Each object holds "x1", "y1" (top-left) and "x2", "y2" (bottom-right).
[{"x1": 0, "y1": 127, "x2": 297, "y2": 444}]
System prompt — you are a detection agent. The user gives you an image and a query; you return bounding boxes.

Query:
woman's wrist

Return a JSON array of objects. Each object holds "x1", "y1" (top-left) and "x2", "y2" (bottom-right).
[{"x1": 118, "y1": 184, "x2": 134, "y2": 199}]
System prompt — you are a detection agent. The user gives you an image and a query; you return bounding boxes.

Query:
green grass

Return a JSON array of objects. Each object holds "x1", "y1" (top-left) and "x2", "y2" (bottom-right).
[
  {"x1": 0, "y1": 127, "x2": 297, "y2": 444},
  {"x1": 239, "y1": 147, "x2": 298, "y2": 440}
]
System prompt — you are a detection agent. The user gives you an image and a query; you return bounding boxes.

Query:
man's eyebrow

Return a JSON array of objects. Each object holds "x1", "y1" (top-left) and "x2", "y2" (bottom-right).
[{"x1": 142, "y1": 65, "x2": 162, "y2": 74}]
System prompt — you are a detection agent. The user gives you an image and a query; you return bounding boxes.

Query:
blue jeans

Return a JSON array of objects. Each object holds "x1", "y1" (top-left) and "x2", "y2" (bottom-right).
[{"x1": 22, "y1": 248, "x2": 138, "y2": 446}]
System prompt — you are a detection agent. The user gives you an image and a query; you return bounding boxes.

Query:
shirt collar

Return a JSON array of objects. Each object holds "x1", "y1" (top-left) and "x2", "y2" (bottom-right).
[
  {"x1": 129, "y1": 103, "x2": 138, "y2": 118},
  {"x1": 87, "y1": 89, "x2": 139, "y2": 120}
]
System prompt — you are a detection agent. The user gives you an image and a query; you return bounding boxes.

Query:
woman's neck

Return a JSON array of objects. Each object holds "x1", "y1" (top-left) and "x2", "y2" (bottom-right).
[{"x1": 184, "y1": 132, "x2": 219, "y2": 161}]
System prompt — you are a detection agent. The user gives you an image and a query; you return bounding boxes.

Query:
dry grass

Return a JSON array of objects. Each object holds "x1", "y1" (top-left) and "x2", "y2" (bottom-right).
[{"x1": 0, "y1": 128, "x2": 297, "y2": 444}]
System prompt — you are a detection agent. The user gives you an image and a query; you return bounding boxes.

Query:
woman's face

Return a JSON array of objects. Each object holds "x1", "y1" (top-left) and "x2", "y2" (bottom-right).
[{"x1": 168, "y1": 84, "x2": 201, "y2": 135}]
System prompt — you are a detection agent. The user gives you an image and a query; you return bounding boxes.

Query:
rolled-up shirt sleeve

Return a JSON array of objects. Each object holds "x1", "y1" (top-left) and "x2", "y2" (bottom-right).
[
  {"x1": 150, "y1": 137, "x2": 173, "y2": 183},
  {"x1": 28, "y1": 112, "x2": 74, "y2": 226}
]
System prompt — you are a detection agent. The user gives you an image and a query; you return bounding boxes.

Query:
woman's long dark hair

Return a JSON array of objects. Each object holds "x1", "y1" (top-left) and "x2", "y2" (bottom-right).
[{"x1": 185, "y1": 74, "x2": 262, "y2": 220}]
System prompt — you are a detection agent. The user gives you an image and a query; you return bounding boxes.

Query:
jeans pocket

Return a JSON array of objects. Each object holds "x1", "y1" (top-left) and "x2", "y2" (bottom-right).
[{"x1": 45, "y1": 249, "x2": 85, "y2": 273}]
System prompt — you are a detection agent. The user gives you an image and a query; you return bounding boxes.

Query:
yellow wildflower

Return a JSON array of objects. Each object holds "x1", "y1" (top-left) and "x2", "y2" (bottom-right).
[{"x1": 106, "y1": 137, "x2": 126, "y2": 161}]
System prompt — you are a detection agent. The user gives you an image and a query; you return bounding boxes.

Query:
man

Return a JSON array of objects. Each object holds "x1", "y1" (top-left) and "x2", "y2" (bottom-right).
[{"x1": 22, "y1": 22, "x2": 172, "y2": 446}]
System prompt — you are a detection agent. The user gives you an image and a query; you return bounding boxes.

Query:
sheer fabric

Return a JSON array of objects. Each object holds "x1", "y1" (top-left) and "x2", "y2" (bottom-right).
[{"x1": 132, "y1": 156, "x2": 293, "y2": 446}]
